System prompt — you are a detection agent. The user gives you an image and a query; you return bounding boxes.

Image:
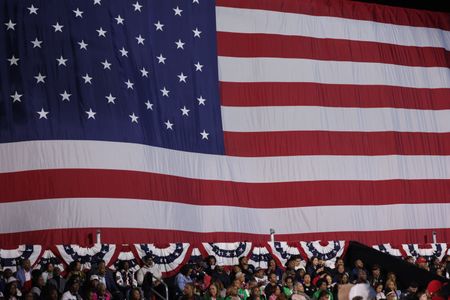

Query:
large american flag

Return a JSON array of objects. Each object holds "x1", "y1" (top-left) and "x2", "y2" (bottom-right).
[{"x1": 1, "y1": 0, "x2": 449, "y2": 246}]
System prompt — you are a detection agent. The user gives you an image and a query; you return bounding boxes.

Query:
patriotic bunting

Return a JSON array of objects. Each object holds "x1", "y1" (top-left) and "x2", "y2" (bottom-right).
[
  {"x1": 372, "y1": 244, "x2": 403, "y2": 257},
  {"x1": 110, "y1": 249, "x2": 140, "y2": 272},
  {"x1": 402, "y1": 243, "x2": 448, "y2": 261},
  {"x1": 267, "y1": 242, "x2": 301, "y2": 268},
  {"x1": 56, "y1": 244, "x2": 116, "y2": 270},
  {"x1": 0, "y1": 245, "x2": 42, "y2": 272},
  {"x1": 134, "y1": 243, "x2": 192, "y2": 277},
  {"x1": 300, "y1": 241, "x2": 346, "y2": 268},
  {"x1": 201, "y1": 242, "x2": 252, "y2": 266},
  {"x1": 33, "y1": 249, "x2": 65, "y2": 272},
  {"x1": 189, "y1": 247, "x2": 203, "y2": 263},
  {"x1": 248, "y1": 245, "x2": 272, "y2": 269}
]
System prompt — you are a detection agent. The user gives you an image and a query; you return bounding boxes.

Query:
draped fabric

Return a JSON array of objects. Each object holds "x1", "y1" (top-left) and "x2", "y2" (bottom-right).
[
  {"x1": 0, "y1": 0, "x2": 450, "y2": 246},
  {"x1": 0, "y1": 242, "x2": 448, "y2": 276}
]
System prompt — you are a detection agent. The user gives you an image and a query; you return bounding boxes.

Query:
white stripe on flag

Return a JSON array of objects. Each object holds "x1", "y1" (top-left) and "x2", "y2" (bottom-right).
[
  {"x1": 2, "y1": 141, "x2": 450, "y2": 182},
  {"x1": 0, "y1": 198, "x2": 449, "y2": 235},
  {"x1": 216, "y1": 6, "x2": 450, "y2": 51},
  {"x1": 218, "y1": 57, "x2": 450, "y2": 88},
  {"x1": 221, "y1": 106, "x2": 450, "y2": 133}
]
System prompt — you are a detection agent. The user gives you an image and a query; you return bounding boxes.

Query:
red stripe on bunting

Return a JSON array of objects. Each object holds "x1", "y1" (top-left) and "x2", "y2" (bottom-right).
[
  {"x1": 1, "y1": 170, "x2": 450, "y2": 208},
  {"x1": 216, "y1": 0, "x2": 450, "y2": 30},
  {"x1": 217, "y1": 32, "x2": 450, "y2": 68},
  {"x1": 224, "y1": 131, "x2": 450, "y2": 156},
  {"x1": 220, "y1": 82, "x2": 450, "y2": 109}
]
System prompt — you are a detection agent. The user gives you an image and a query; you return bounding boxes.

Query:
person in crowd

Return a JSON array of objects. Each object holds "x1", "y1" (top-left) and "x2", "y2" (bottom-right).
[
  {"x1": 177, "y1": 265, "x2": 194, "y2": 295},
  {"x1": 30, "y1": 271, "x2": 45, "y2": 299},
  {"x1": 385, "y1": 280, "x2": 401, "y2": 299},
  {"x1": 225, "y1": 285, "x2": 239, "y2": 300},
  {"x1": 356, "y1": 270, "x2": 369, "y2": 284},
  {"x1": 292, "y1": 282, "x2": 311, "y2": 300},
  {"x1": 351, "y1": 260, "x2": 366, "y2": 283},
  {"x1": 47, "y1": 267, "x2": 66, "y2": 296},
  {"x1": 61, "y1": 277, "x2": 82, "y2": 300},
  {"x1": 266, "y1": 260, "x2": 283, "y2": 283},
  {"x1": 306, "y1": 258, "x2": 322, "y2": 279},
  {"x1": 400, "y1": 282, "x2": 418, "y2": 300},
  {"x1": 369, "y1": 265, "x2": 384, "y2": 288},
  {"x1": 249, "y1": 285, "x2": 265, "y2": 300},
  {"x1": 41, "y1": 263, "x2": 54, "y2": 285},
  {"x1": 312, "y1": 279, "x2": 333, "y2": 300},
  {"x1": 404, "y1": 257, "x2": 415, "y2": 265},
  {"x1": 282, "y1": 276, "x2": 294, "y2": 298},
  {"x1": 375, "y1": 283, "x2": 386, "y2": 300},
  {"x1": 0, "y1": 269, "x2": 14, "y2": 295},
  {"x1": 44, "y1": 286, "x2": 59, "y2": 300},
  {"x1": 333, "y1": 265, "x2": 346, "y2": 283},
  {"x1": 95, "y1": 283, "x2": 111, "y2": 300},
  {"x1": 129, "y1": 287, "x2": 143, "y2": 300},
  {"x1": 4, "y1": 282, "x2": 20, "y2": 300},
  {"x1": 204, "y1": 283, "x2": 224, "y2": 300},
  {"x1": 264, "y1": 273, "x2": 279, "y2": 298},
  {"x1": 254, "y1": 268, "x2": 268, "y2": 286},
  {"x1": 205, "y1": 256, "x2": 217, "y2": 276},
  {"x1": 302, "y1": 274, "x2": 316, "y2": 297},
  {"x1": 211, "y1": 265, "x2": 231, "y2": 289},
  {"x1": 268, "y1": 285, "x2": 283, "y2": 300},
  {"x1": 92, "y1": 260, "x2": 117, "y2": 295},
  {"x1": 416, "y1": 258, "x2": 429, "y2": 271},
  {"x1": 115, "y1": 261, "x2": 137, "y2": 297},
  {"x1": 16, "y1": 259, "x2": 32, "y2": 292},
  {"x1": 238, "y1": 257, "x2": 254, "y2": 282},
  {"x1": 180, "y1": 282, "x2": 201, "y2": 300},
  {"x1": 136, "y1": 255, "x2": 165, "y2": 297},
  {"x1": 67, "y1": 261, "x2": 85, "y2": 283}
]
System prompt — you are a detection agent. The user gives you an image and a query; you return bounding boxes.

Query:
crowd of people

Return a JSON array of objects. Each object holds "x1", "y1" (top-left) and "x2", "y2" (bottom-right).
[{"x1": 0, "y1": 253, "x2": 449, "y2": 300}]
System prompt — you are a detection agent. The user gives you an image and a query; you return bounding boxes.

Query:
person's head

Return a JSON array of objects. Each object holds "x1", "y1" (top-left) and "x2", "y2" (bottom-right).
[
  {"x1": 248, "y1": 279, "x2": 257, "y2": 290},
  {"x1": 425, "y1": 280, "x2": 443, "y2": 299},
  {"x1": 269, "y1": 259, "x2": 276, "y2": 268},
  {"x1": 354, "y1": 259, "x2": 363, "y2": 269},
  {"x1": 269, "y1": 272, "x2": 278, "y2": 284},
  {"x1": 45, "y1": 263, "x2": 54, "y2": 273},
  {"x1": 317, "y1": 279, "x2": 328, "y2": 291},
  {"x1": 336, "y1": 258, "x2": 345, "y2": 267},
  {"x1": 207, "y1": 256, "x2": 216, "y2": 266},
  {"x1": 97, "y1": 260, "x2": 106, "y2": 275},
  {"x1": 3, "y1": 268, "x2": 13, "y2": 279},
  {"x1": 184, "y1": 283, "x2": 195, "y2": 297},
  {"x1": 233, "y1": 279, "x2": 241, "y2": 288},
  {"x1": 375, "y1": 283, "x2": 384, "y2": 293},
  {"x1": 416, "y1": 257, "x2": 428, "y2": 269},
  {"x1": 87, "y1": 290, "x2": 96, "y2": 300},
  {"x1": 69, "y1": 278, "x2": 81, "y2": 294},
  {"x1": 407, "y1": 282, "x2": 418, "y2": 294},
  {"x1": 286, "y1": 258, "x2": 296, "y2": 270},
  {"x1": 7, "y1": 282, "x2": 18, "y2": 297},
  {"x1": 340, "y1": 273, "x2": 349, "y2": 284},
  {"x1": 74, "y1": 261, "x2": 82, "y2": 272},
  {"x1": 22, "y1": 259, "x2": 31, "y2": 271},
  {"x1": 297, "y1": 268, "x2": 306, "y2": 279},
  {"x1": 90, "y1": 275, "x2": 100, "y2": 288},
  {"x1": 325, "y1": 274, "x2": 333, "y2": 285},
  {"x1": 318, "y1": 290, "x2": 330, "y2": 300},
  {"x1": 294, "y1": 282, "x2": 304, "y2": 293},
  {"x1": 121, "y1": 261, "x2": 130, "y2": 271},
  {"x1": 255, "y1": 267, "x2": 264, "y2": 278},
  {"x1": 36, "y1": 275, "x2": 45, "y2": 287},
  {"x1": 53, "y1": 266, "x2": 61, "y2": 277},
  {"x1": 239, "y1": 256, "x2": 248, "y2": 266},
  {"x1": 97, "y1": 282, "x2": 107, "y2": 295},
  {"x1": 24, "y1": 292, "x2": 34, "y2": 300},
  {"x1": 357, "y1": 269, "x2": 367, "y2": 283},
  {"x1": 208, "y1": 283, "x2": 219, "y2": 297},
  {"x1": 235, "y1": 272, "x2": 245, "y2": 284},
  {"x1": 386, "y1": 272, "x2": 396, "y2": 282},
  {"x1": 371, "y1": 265, "x2": 381, "y2": 277},
  {"x1": 303, "y1": 273, "x2": 311, "y2": 284},
  {"x1": 337, "y1": 264, "x2": 345, "y2": 274},
  {"x1": 311, "y1": 257, "x2": 319, "y2": 267},
  {"x1": 274, "y1": 285, "x2": 282, "y2": 296},
  {"x1": 285, "y1": 276, "x2": 294, "y2": 288},
  {"x1": 251, "y1": 286, "x2": 261, "y2": 298},
  {"x1": 386, "y1": 289, "x2": 397, "y2": 300},
  {"x1": 180, "y1": 264, "x2": 193, "y2": 276},
  {"x1": 227, "y1": 285, "x2": 238, "y2": 297},
  {"x1": 405, "y1": 256, "x2": 415, "y2": 264},
  {"x1": 232, "y1": 265, "x2": 241, "y2": 274},
  {"x1": 130, "y1": 287, "x2": 142, "y2": 300},
  {"x1": 48, "y1": 287, "x2": 59, "y2": 300},
  {"x1": 143, "y1": 255, "x2": 153, "y2": 267},
  {"x1": 385, "y1": 280, "x2": 397, "y2": 291}
]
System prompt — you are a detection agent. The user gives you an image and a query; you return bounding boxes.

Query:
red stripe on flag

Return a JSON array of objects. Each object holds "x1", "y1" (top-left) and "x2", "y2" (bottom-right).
[
  {"x1": 0, "y1": 227, "x2": 447, "y2": 248},
  {"x1": 217, "y1": 32, "x2": 450, "y2": 67},
  {"x1": 220, "y1": 82, "x2": 450, "y2": 109},
  {"x1": 1, "y1": 170, "x2": 450, "y2": 208},
  {"x1": 216, "y1": 0, "x2": 450, "y2": 31},
  {"x1": 224, "y1": 131, "x2": 450, "y2": 156}
]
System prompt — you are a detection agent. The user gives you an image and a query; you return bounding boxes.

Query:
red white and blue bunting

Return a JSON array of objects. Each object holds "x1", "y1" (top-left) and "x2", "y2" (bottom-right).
[
  {"x1": 300, "y1": 241, "x2": 346, "y2": 269},
  {"x1": 248, "y1": 245, "x2": 271, "y2": 269},
  {"x1": 34, "y1": 249, "x2": 65, "y2": 272},
  {"x1": 134, "y1": 243, "x2": 192, "y2": 277},
  {"x1": 0, "y1": 245, "x2": 42, "y2": 272},
  {"x1": 268, "y1": 242, "x2": 301, "y2": 268},
  {"x1": 110, "y1": 248, "x2": 140, "y2": 272},
  {"x1": 56, "y1": 244, "x2": 116, "y2": 270},
  {"x1": 402, "y1": 243, "x2": 448, "y2": 261},
  {"x1": 201, "y1": 242, "x2": 252, "y2": 266},
  {"x1": 372, "y1": 244, "x2": 403, "y2": 257},
  {"x1": 189, "y1": 247, "x2": 203, "y2": 263}
]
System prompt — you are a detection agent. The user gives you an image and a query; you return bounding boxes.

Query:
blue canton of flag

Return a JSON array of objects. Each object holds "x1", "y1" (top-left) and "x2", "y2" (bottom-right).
[{"x1": 0, "y1": 0, "x2": 225, "y2": 154}]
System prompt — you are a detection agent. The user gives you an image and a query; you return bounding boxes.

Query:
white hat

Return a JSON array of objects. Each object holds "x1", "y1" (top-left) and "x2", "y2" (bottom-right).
[
  {"x1": 6, "y1": 277, "x2": 18, "y2": 284},
  {"x1": 90, "y1": 275, "x2": 99, "y2": 281}
]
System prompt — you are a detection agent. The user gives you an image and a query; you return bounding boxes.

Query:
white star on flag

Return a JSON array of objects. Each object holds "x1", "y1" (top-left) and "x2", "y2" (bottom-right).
[
  {"x1": 27, "y1": 5, "x2": 39, "y2": 15},
  {"x1": 136, "y1": 35, "x2": 145, "y2": 45},
  {"x1": 78, "y1": 40, "x2": 88, "y2": 50},
  {"x1": 177, "y1": 73, "x2": 187, "y2": 83},
  {"x1": 60, "y1": 91, "x2": 71, "y2": 101},
  {"x1": 37, "y1": 108, "x2": 49, "y2": 119},
  {"x1": 125, "y1": 80, "x2": 134, "y2": 89},
  {"x1": 160, "y1": 87, "x2": 170, "y2": 97},
  {"x1": 85, "y1": 108, "x2": 96, "y2": 119},
  {"x1": 31, "y1": 38, "x2": 43, "y2": 48},
  {"x1": 180, "y1": 106, "x2": 190, "y2": 116},
  {"x1": 175, "y1": 39, "x2": 185, "y2": 49},
  {"x1": 10, "y1": 91, "x2": 23, "y2": 103},
  {"x1": 97, "y1": 28, "x2": 107, "y2": 37},
  {"x1": 197, "y1": 96, "x2": 206, "y2": 105},
  {"x1": 156, "y1": 54, "x2": 166, "y2": 64},
  {"x1": 200, "y1": 130, "x2": 209, "y2": 140},
  {"x1": 8, "y1": 55, "x2": 19, "y2": 66},
  {"x1": 82, "y1": 73, "x2": 93, "y2": 84},
  {"x1": 5, "y1": 20, "x2": 16, "y2": 30},
  {"x1": 34, "y1": 73, "x2": 46, "y2": 83},
  {"x1": 154, "y1": 21, "x2": 164, "y2": 31},
  {"x1": 73, "y1": 8, "x2": 84, "y2": 18},
  {"x1": 173, "y1": 6, "x2": 183, "y2": 16},
  {"x1": 52, "y1": 22, "x2": 63, "y2": 32},
  {"x1": 115, "y1": 15, "x2": 124, "y2": 24},
  {"x1": 57, "y1": 56, "x2": 67, "y2": 66},
  {"x1": 194, "y1": 62, "x2": 203, "y2": 71},
  {"x1": 145, "y1": 101, "x2": 153, "y2": 110},
  {"x1": 106, "y1": 93, "x2": 116, "y2": 104},
  {"x1": 129, "y1": 113, "x2": 139, "y2": 123},
  {"x1": 101, "y1": 59, "x2": 111, "y2": 70},
  {"x1": 193, "y1": 28, "x2": 202, "y2": 38},
  {"x1": 164, "y1": 120, "x2": 174, "y2": 130},
  {"x1": 133, "y1": 1, "x2": 142, "y2": 12},
  {"x1": 140, "y1": 67, "x2": 149, "y2": 77},
  {"x1": 120, "y1": 47, "x2": 128, "y2": 57}
]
